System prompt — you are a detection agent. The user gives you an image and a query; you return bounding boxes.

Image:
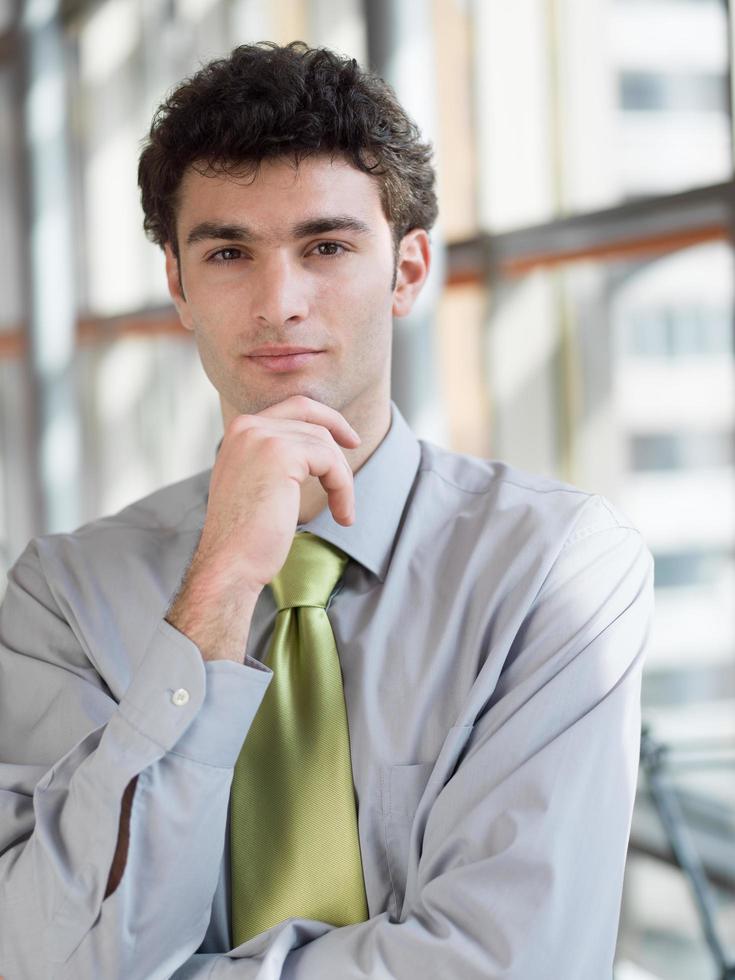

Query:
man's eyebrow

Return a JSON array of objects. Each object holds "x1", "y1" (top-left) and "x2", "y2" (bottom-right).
[
  {"x1": 291, "y1": 216, "x2": 372, "y2": 238},
  {"x1": 185, "y1": 222, "x2": 253, "y2": 247},
  {"x1": 184, "y1": 215, "x2": 372, "y2": 248}
]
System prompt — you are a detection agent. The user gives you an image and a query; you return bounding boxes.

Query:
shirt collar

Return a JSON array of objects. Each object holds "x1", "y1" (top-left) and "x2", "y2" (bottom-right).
[{"x1": 299, "y1": 400, "x2": 420, "y2": 581}]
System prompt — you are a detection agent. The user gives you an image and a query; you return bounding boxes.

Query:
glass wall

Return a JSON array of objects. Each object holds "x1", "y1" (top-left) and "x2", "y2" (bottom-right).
[
  {"x1": 0, "y1": 50, "x2": 35, "y2": 580},
  {"x1": 474, "y1": 0, "x2": 732, "y2": 230}
]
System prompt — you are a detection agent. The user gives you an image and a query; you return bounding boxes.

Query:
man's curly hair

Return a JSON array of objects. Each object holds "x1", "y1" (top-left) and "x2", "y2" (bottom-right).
[{"x1": 138, "y1": 41, "x2": 438, "y2": 255}]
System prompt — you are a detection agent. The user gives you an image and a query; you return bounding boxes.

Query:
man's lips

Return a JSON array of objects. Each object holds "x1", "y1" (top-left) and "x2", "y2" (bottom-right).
[
  {"x1": 246, "y1": 348, "x2": 325, "y2": 372},
  {"x1": 248, "y1": 346, "x2": 322, "y2": 356}
]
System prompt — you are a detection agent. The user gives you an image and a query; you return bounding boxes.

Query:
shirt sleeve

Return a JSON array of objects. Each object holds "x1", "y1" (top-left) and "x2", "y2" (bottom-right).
[
  {"x1": 171, "y1": 500, "x2": 655, "y2": 980},
  {"x1": 0, "y1": 539, "x2": 272, "y2": 980}
]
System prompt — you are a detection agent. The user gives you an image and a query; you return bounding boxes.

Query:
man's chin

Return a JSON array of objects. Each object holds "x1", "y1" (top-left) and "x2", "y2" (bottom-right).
[{"x1": 226, "y1": 386, "x2": 338, "y2": 418}]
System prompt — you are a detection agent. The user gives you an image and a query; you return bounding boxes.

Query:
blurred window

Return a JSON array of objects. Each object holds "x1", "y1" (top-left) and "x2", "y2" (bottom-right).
[
  {"x1": 474, "y1": 0, "x2": 732, "y2": 228},
  {"x1": 0, "y1": 64, "x2": 23, "y2": 331},
  {"x1": 627, "y1": 307, "x2": 733, "y2": 357},
  {"x1": 619, "y1": 71, "x2": 728, "y2": 112},
  {"x1": 0, "y1": 1, "x2": 12, "y2": 35},
  {"x1": 630, "y1": 431, "x2": 734, "y2": 470},
  {"x1": 652, "y1": 548, "x2": 732, "y2": 588}
]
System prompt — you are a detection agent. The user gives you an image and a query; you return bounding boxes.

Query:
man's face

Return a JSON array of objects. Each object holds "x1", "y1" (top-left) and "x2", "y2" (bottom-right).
[{"x1": 165, "y1": 154, "x2": 429, "y2": 428}]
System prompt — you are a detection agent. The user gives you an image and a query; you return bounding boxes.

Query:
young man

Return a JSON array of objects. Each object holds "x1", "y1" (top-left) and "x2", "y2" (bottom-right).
[{"x1": 0, "y1": 42, "x2": 653, "y2": 979}]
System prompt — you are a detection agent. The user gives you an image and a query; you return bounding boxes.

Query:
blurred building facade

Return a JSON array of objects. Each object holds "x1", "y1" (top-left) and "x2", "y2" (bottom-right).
[{"x1": 0, "y1": 1, "x2": 733, "y2": 976}]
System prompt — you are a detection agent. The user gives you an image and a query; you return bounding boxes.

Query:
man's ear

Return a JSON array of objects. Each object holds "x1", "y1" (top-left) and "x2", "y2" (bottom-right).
[
  {"x1": 164, "y1": 243, "x2": 194, "y2": 331},
  {"x1": 392, "y1": 229, "x2": 431, "y2": 318}
]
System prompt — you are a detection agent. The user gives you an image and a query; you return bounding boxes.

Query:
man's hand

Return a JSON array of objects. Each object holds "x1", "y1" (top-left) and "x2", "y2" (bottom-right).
[
  {"x1": 200, "y1": 395, "x2": 360, "y2": 589},
  {"x1": 166, "y1": 396, "x2": 361, "y2": 662}
]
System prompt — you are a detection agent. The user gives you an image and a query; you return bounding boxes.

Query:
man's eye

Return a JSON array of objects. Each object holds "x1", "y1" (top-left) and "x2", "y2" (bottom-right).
[
  {"x1": 312, "y1": 242, "x2": 346, "y2": 257},
  {"x1": 209, "y1": 247, "x2": 243, "y2": 262}
]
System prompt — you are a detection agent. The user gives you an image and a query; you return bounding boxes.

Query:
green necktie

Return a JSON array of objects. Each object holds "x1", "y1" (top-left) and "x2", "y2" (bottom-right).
[{"x1": 229, "y1": 530, "x2": 369, "y2": 946}]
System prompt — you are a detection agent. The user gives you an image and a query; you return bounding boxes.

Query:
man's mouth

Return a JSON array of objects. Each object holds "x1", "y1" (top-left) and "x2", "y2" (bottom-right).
[{"x1": 246, "y1": 349, "x2": 325, "y2": 372}]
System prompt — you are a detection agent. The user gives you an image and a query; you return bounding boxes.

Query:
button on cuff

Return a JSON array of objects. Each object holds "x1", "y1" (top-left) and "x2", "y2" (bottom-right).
[{"x1": 117, "y1": 619, "x2": 205, "y2": 751}]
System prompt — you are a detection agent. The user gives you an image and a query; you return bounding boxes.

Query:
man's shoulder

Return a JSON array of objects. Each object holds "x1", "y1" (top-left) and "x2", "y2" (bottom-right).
[
  {"x1": 417, "y1": 439, "x2": 587, "y2": 498},
  {"x1": 24, "y1": 468, "x2": 211, "y2": 590},
  {"x1": 74, "y1": 468, "x2": 211, "y2": 538},
  {"x1": 415, "y1": 439, "x2": 638, "y2": 542},
  {"x1": 5, "y1": 470, "x2": 214, "y2": 682}
]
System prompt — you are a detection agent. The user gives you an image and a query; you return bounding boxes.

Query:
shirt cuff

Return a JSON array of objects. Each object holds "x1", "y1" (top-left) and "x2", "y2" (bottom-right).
[
  {"x1": 115, "y1": 619, "x2": 272, "y2": 768},
  {"x1": 173, "y1": 656, "x2": 273, "y2": 768}
]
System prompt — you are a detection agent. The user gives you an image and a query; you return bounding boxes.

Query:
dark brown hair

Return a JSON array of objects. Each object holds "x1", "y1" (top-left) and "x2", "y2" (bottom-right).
[{"x1": 138, "y1": 41, "x2": 438, "y2": 255}]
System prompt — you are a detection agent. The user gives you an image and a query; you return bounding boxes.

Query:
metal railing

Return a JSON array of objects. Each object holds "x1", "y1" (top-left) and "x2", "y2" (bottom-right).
[{"x1": 639, "y1": 725, "x2": 735, "y2": 980}]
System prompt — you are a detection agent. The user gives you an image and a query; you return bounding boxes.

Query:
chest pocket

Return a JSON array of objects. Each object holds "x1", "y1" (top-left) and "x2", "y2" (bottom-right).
[{"x1": 381, "y1": 761, "x2": 434, "y2": 919}]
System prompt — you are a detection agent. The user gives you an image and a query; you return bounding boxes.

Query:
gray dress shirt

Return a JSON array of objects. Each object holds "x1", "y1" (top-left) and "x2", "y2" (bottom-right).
[{"x1": 0, "y1": 400, "x2": 654, "y2": 980}]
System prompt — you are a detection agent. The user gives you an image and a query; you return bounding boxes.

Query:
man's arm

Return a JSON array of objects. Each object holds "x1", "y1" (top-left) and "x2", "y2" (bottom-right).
[
  {"x1": 0, "y1": 538, "x2": 271, "y2": 980},
  {"x1": 173, "y1": 506, "x2": 654, "y2": 980}
]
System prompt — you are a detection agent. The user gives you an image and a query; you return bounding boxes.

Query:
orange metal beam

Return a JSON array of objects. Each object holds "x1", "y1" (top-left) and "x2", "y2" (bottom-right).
[
  {"x1": 0, "y1": 332, "x2": 25, "y2": 358},
  {"x1": 499, "y1": 224, "x2": 729, "y2": 278},
  {"x1": 75, "y1": 312, "x2": 188, "y2": 344},
  {"x1": 0, "y1": 312, "x2": 188, "y2": 360}
]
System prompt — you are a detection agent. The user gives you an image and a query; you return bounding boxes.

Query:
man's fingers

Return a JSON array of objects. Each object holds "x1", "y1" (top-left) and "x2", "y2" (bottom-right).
[
  {"x1": 223, "y1": 397, "x2": 358, "y2": 525},
  {"x1": 257, "y1": 395, "x2": 361, "y2": 447},
  {"x1": 293, "y1": 437, "x2": 355, "y2": 525}
]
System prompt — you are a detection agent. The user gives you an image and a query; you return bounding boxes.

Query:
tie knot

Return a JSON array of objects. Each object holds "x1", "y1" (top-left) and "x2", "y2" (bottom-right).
[{"x1": 269, "y1": 532, "x2": 349, "y2": 611}]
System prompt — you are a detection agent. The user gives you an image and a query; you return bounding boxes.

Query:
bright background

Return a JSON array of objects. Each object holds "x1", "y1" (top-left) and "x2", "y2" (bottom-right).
[{"x1": 0, "y1": 1, "x2": 733, "y2": 976}]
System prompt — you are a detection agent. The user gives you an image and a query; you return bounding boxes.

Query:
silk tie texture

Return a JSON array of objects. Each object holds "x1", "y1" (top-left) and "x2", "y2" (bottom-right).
[{"x1": 230, "y1": 530, "x2": 369, "y2": 947}]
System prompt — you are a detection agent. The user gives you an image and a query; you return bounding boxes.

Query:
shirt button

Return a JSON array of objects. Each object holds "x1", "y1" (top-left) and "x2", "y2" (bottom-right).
[{"x1": 171, "y1": 688, "x2": 190, "y2": 706}]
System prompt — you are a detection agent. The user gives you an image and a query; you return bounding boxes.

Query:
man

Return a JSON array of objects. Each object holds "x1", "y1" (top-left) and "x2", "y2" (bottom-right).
[{"x1": 0, "y1": 41, "x2": 653, "y2": 979}]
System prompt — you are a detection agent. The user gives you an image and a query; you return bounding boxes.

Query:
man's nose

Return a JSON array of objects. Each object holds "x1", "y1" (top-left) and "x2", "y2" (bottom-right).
[{"x1": 251, "y1": 252, "x2": 309, "y2": 327}]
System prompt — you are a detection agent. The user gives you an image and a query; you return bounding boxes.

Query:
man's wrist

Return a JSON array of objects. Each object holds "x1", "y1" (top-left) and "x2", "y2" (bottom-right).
[{"x1": 166, "y1": 561, "x2": 262, "y2": 663}]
